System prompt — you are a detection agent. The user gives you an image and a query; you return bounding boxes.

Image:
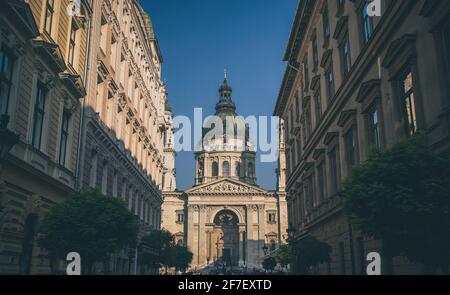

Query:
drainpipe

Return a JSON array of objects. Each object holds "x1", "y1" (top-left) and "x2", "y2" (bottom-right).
[{"x1": 75, "y1": 6, "x2": 93, "y2": 192}]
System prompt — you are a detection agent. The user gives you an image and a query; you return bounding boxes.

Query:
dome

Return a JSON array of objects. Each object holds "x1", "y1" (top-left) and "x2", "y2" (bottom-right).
[{"x1": 198, "y1": 73, "x2": 255, "y2": 152}]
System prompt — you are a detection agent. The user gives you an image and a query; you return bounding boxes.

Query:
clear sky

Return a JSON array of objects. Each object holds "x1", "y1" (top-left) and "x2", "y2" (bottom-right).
[{"x1": 142, "y1": 0, "x2": 298, "y2": 190}]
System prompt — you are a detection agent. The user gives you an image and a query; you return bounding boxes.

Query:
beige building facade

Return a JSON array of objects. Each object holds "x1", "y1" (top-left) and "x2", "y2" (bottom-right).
[
  {"x1": 0, "y1": 0, "x2": 174, "y2": 275},
  {"x1": 0, "y1": 0, "x2": 91, "y2": 274},
  {"x1": 77, "y1": 0, "x2": 174, "y2": 274},
  {"x1": 274, "y1": 0, "x2": 450, "y2": 274},
  {"x1": 163, "y1": 76, "x2": 288, "y2": 270}
]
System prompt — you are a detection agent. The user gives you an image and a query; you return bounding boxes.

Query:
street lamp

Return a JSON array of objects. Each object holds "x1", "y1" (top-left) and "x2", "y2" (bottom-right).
[{"x1": 0, "y1": 114, "x2": 19, "y2": 162}]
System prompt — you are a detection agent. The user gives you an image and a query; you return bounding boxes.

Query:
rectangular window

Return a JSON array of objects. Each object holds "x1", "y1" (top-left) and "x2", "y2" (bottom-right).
[
  {"x1": 100, "y1": 15, "x2": 108, "y2": 55},
  {"x1": 44, "y1": 0, "x2": 55, "y2": 35},
  {"x1": 68, "y1": 20, "x2": 78, "y2": 66},
  {"x1": 0, "y1": 49, "x2": 14, "y2": 115},
  {"x1": 400, "y1": 71, "x2": 417, "y2": 135},
  {"x1": 306, "y1": 175, "x2": 314, "y2": 211},
  {"x1": 303, "y1": 56, "x2": 309, "y2": 88},
  {"x1": 340, "y1": 35, "x2": 351, "y2": 77},
  {"x1": 368, "y1": 107, "x2": 380, "y2": 147},
  {"x1": 361, "y1": 2, "x2": 373, "y2": 45},
  {"x1": 296, "y1": 137, "x2": 302, "y2": 161},
  {"x1": 177, "y1": 212, "x2": 184, "y2": 223},
  {"x1": 336, "y1": 0, "x2": 345, "y2": 15},
  {"x1": 315, "y1": 91, "x2": 322, "y2": 123},
  {"x1": 323, "y1": 4, "x2": 330, "y2": 43},
  {"x1": 326, "y1": 66, "x2": 335, "y2": 102},
  {"x1": 306, "y1": 108, "x2": 312, "y2": 138},
  {"x1": 317, "y1": 162, "x2": 326, "y2": 204},
  {"x1": 101, "y1": 164, "x2": 108, "y2": 195},
  {"x1": 32, "y1": 84, "x2": 47, "y2": 150},
  {"x1": 344, "y1": 127, "x2": 358, "y2": 170},
  {"x1": 268, "y1": 212, "x2": 276, "y2": 224},
  {"x1": 290, "y1": 108, "x2": 294, "y2": 133},
  {"x1": 59, "y1": 110, "x2": 70, "y2": 166},
  {"x1": 312, "y1": 33, "x2": 318, "y2": 68},
  {"x1": 329, "y1": 147, "x2": 339, "y2": 195},
  {"x1": 295, "y1": 93, "x2": 300, "y2": 120},
  {"x1": 111, "y1": 35, "x2": 118, "y2": 71}
]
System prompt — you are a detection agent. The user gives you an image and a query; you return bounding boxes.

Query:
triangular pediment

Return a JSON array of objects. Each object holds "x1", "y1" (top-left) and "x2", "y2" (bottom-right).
[{"x1": 185, "y1": 178, "x2": 269, "y2": 195}]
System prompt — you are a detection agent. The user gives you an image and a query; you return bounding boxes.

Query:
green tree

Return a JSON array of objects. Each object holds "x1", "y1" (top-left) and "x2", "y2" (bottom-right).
[
  {"x1": 167, "y1": 245, "x2": 193, "y2": 272},
  {"x1": 342, "y1": 135, "x2": 450, "y2": 274},
  {"x1": 262, "y1": 257, "x2": 277, "y2": 272},
  {"x1": 140, "y1": 229, "x2": 174, "y2": 272},
  {"x1": 38, "y1": 189, "x2": 139, "y2": 274},
  {"x1": 276, "y1": 244, "x2": 294, "y2": 271},
  {"x1": 295, "y1": 236, "x2": 331, "y2": 274}
]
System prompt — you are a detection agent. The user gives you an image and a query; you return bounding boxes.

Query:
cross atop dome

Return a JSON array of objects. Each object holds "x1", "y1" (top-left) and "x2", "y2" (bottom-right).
[{"x1": 219, "y1": 69, "x2": 232, "y2": 97}]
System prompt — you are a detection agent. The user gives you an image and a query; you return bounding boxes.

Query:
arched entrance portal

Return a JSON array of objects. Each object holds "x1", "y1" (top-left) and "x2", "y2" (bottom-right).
[{"x1": 212, "y1": 210, "x2": 239, "y2": 266}]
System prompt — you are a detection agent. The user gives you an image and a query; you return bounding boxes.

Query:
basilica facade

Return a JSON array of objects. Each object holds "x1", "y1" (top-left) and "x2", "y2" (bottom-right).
[{"x1": 162, "y1": 75, "x2": 287, "y2": 269}]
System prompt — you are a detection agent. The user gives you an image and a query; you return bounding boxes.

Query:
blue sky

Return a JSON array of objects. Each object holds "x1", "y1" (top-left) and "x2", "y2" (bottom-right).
[{"x1": 142, "y1": 0, "x2": 298, "y2": 190}]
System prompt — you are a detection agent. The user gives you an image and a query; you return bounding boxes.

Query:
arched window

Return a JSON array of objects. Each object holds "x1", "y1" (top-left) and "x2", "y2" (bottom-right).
[
  {"x1": 223, "y1": 161, "x2": 230, "y2": 177},
  {"x1": 235, "y1": 161, "x2": 241, "y2": 177},
  {"x1": 212, "y1": 161, "x2": 218, "y2": 177}
]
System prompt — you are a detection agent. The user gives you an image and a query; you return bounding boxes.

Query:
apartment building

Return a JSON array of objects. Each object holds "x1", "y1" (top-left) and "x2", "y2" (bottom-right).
[
  {"x1": 0, "y1": 0, "x2": 91, "y2": 274},
  {"x1": 76, "y1": 0, "x2": 174, "y2": 274},
  {"x1": 274, "y1": 0, "x2": 450, "y2": 274}
]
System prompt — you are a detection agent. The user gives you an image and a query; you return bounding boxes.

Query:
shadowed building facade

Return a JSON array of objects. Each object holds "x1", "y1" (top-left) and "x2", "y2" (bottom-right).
[
  {"x1": 163, "y1": 75, "x2": 288, "y2": 269},
  {"x1": 274, "y1": 0, "x2": 450, "y2": 274},
  {"x1": 78, "y1": 0, "x2": 174, "y2": 274},
  {"x1": 0, "y1": 0, "x2": 91, "y2": 274},
  {"x1": 0, "y1": 0, "x2": 174, "y2": 275}
]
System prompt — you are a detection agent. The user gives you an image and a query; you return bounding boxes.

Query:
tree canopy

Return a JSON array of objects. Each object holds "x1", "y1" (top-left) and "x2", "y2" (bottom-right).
[
  {"x1": 295, "y1": 235, "x2": 331, "y2": 273},
  {"x1": 140, "y1": 229, "x2": 174, "y2": 269},
  {"x1": 140, "y1": 229, "x2": 193, "y2": 273},
  {"x1": 37, "y1": 189, "x2": 139, "y2": 273},
  {"x1": 342, "y1": 135, "x2": 450, "y2": 272},
  {"x1": 166, "y1": 245, "x2": 193, "y2": 271},
  {"x1": 262, "y1": 257, "x2": 277, "y2": 272},
  {"x1": 275, "y1": 244, "x2": 294, "y2": 269}
]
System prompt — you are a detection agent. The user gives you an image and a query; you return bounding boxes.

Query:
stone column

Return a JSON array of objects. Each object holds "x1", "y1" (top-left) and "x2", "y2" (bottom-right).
[
  {"x1": 258, "y1": 204, "x2": 266, "y2": 267},
  {"x1": 245, "y1": 205, "x2": 256, "y2": 268},
  {"x1": 198, "y1": 206, "x2": 207, "y2": 266},
  {"x1": 239, "y1": 229, "x2": 245, "y2": 267},
  {"x1": 186, "y1": 205, "x2": 197, "y2": 264}
]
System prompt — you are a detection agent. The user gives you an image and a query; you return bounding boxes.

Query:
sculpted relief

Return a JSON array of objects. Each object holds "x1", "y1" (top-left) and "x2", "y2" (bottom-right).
[{"x1": 193, "y1": 181, "x2": 260, "y2": 194}]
